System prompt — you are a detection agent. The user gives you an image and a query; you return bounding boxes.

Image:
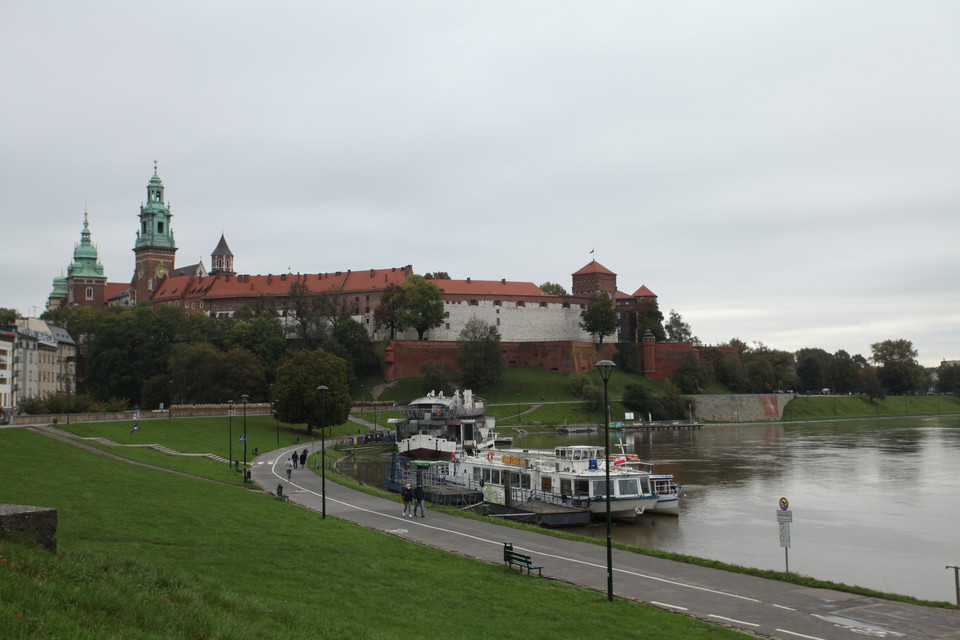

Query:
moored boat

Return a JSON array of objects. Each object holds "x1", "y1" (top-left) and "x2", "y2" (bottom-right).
[
  {"x1": 392, "y1": 390, "x2": 496, "y2": 461},
  {"x1": 447, "y1": 445, "x2": 660, "y2": 522}
]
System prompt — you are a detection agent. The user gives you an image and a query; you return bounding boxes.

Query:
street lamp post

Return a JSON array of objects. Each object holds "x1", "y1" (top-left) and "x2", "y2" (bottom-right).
[
  {"x1": 241, "y1": 394, "x2": 249, "y2": 483},
  {"x1": 317, "y1": 385, "x2": 329, "y2": 519},
  {"x1": 596, "y1": 359, "x2": 616, "y2": 602},
  {"x1": 227, "y1": 400, "x2": 234, "y2": 466}
]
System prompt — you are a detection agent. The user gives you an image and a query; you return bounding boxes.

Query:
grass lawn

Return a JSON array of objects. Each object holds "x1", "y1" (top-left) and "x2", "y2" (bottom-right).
[{"x1": 0, "y1": 428, "x2": 749, "y2": 639}]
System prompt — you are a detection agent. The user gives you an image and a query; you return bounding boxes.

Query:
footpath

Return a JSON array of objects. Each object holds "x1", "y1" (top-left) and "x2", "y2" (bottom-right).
[{"x1": 251, "y1": 444, "x2": 960, "y2": 640}]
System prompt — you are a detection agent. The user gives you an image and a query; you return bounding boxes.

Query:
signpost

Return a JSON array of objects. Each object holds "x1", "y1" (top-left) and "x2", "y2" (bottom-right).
[{"x1": 778, "y1": 497, "x2": 792, "y2": 572}]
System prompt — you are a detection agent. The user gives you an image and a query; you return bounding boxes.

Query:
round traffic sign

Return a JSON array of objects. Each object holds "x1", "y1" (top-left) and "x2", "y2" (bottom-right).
[{"x1": 779, "y1": 497, "x2": 789, "y2": 510}]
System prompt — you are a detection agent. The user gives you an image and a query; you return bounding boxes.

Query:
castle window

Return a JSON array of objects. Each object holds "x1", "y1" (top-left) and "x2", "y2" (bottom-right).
[
  {"x1": 158, "y1": 221, "x2": 164, "y2": 234},
  {"x1": 86, "y1": 287, "x2": 93, "y2": 300}
]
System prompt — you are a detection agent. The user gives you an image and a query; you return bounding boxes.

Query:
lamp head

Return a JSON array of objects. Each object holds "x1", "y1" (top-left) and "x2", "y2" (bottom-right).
[
  {"x1": 596, "y1": 359, "x2": 616, "y2": 382},
  {"x1": 240, "y1": 394, "x2": 249, "y2": 403},
  {"x1": 317, "y1": 385, "x2": 329, "y2": 392}
]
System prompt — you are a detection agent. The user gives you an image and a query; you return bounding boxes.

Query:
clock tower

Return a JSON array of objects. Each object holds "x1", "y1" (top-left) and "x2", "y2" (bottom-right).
[{"x1": 132, "y1": 162, "x2": 177, "y2": 304}]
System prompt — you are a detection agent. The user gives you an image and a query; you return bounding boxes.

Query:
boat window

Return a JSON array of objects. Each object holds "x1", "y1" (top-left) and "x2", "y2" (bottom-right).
[
  {"x1": 640, "y1": 477, "x2": 650, "y2": 494},
  {"x1": 592, "y1": 479, "x2": 607, "y2": 497},
  {"x1": 472, "y1": 468, "x2": 481, "y2": 482},
  {"x1": 617, "y1": 478, "x2": 638, "y2": 497},
  {"x1": 560, "y1": 479, "x2": 572, "y2": 495},
  {"x1": 574, "y1": 480, "x2": 589, "y2": 496},
  {"x1": 573, "y1": 450, "x2": 582, "y2": 460}
]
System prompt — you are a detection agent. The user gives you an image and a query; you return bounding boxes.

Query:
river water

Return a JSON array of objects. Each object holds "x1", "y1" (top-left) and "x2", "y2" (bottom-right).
[{"x1": 345, "y1": 415, "x2": 960, "y2": 602}]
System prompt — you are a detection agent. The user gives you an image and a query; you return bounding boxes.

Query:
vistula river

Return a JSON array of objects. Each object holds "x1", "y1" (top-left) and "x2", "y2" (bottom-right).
[{"x1": 342, "y1": 414, "x2": 960, "y2": 602}]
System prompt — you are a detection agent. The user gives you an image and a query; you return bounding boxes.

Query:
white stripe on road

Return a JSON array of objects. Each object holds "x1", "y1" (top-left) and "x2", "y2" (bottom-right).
[
  {"x1": 650, "y1": 601, "x2": 688, "y2": 611},
  {"x1": 776, "y1": 629, "x2": 827, "y2": 640},
  {"x1": 709, "y1": 614, "x2": 760, "y2": 627}
]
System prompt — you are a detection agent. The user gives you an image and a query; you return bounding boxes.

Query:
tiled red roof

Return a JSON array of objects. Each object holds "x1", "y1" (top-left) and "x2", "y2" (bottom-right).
[
  {"x1": 152, "y1": 267, "x2": 413, "y2": 303},
  {"x1": 572, "y1": 260, "x2": 616, "y2": 276},
  {"x1": 430, "y1": 278, "x2": 548, "y2": 298},
  {"x1": 631, "y1": 285, "x2": 657, "y2": 298},
  {"x1": 104, "y1": 282, "x2": 130, "y2": 300}
]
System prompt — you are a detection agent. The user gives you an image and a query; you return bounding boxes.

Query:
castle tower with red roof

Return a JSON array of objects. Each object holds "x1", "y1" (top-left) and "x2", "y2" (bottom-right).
[{"x1": 571, "y1": 260, "x2": 617, "y2": 297}]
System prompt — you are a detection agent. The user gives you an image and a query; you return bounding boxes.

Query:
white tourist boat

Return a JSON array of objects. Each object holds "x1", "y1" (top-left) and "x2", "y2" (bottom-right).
[
  {"x1": 445, "y1": 445, "x2": 661, "y2": 521},
  {"x1": 609, "y1": 448, "x2": 682, "y2": 516},
  {"x1": 392, "y1": 390, "x2": 496, "y2": 461}
]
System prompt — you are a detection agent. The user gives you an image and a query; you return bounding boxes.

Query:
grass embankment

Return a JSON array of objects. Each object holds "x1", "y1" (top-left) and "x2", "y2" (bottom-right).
[
  {"x1": 0, "y1": 429, "x2": 748, "y2": 639},
  {"x1": 782, "y1": 394, "x2": 960, "y2": 420},
  {"x1": 367, "y1": 367, "x2": 960, "y2": 426}
]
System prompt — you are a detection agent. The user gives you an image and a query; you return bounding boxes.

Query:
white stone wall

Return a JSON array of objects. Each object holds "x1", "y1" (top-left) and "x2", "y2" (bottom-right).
[{"x1": 412, "y1": 299, "x2": 594, "y2": 342}]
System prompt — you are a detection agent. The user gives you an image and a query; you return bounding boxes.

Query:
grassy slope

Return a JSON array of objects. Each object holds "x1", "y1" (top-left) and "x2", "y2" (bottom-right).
[{"x1": 0, "y1": 428, "x2": 747, "y2": 640}]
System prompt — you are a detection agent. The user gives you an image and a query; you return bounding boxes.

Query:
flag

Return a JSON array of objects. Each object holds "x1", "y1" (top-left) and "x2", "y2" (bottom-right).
[
  {"x1": 614, "y1": 456, "x2": 626, "y2": 466},
  {"x1": 589, "y1": 249, "x2": 594, "y2": 254}
]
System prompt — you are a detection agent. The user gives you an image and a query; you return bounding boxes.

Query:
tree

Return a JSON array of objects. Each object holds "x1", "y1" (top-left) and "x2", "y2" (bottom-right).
[
  {"x1": 0, "y1": 307, "x2": 19, "y2": 327},
  {"x1": 169, "y1": 343, "x2": 223, "y2": 404},
  {"x1": 796, "y1": 348, "x2": 831, "y2": 393},
  {"x1": 456, "y1": 318, "x2": 504, "y2": 389},
  {"x1": 936, "y1": 363, "x2": 960, "y2": 395},
  {"x1": 859, "y1": 371, "x2": 886, "y2": 402},
  {"x1": 670, "y1": 354, "x2": 710, "y2": 394},
  {"x1": 635, "y1": 297, "x2": 665, "y2": 342},
  {"x1": 419, "y1": 361, "x2": 446, "y2": 395},
  {"x1": 373, "y1": 283, "x2": 405, "y2": 340},
  {"x1": 220, "y1": 348, "x2": 267, "y2": 402},
  {"x1": 622, "y1": 383, "x2": 656, "y2": 418},
  {"x1": 870, "y1": 339, "x2": 919, "y2": 366},
  {"x1": 870, "y1": 339, "x2": 926, "y2": 394},
  {"x1": 323, "y1": 315, "x2": 379, "y2": 386},
  {"x1": 270, "y1": 348, "x2": 351, "y2": 433},
  {"x1": 824, "y1": 350, "x2": 862, "y2": 395},
  {"x1": 395, "y1": 275, "x2": 445, "y2": 340},
  {"x1": 423, "y1": 272, "x2": 450, "y2": 280},
  {"x1": 579, "y1": 293, "x2": 617, "y2": 343},
  {"x1": 665, "y1": 310, "x2": 698, "y2": 344},
  {"x1": 225, "y1": 315, "x2": 287, "y2": 373},
  {"x1": 539, "y1": 281, "x2": 567, "y2": 295},
  {"x1": 612, "y1": 343, "x2": 638, "y2": 373}
]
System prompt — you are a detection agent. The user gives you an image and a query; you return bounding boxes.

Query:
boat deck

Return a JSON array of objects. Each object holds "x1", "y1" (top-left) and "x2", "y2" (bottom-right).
[
  {"x1": 486, "y1": 501, "x2": 592, "y2": 527},
  {"x1": 423, "y1": 484, "x2": 483, "y2": 506}
]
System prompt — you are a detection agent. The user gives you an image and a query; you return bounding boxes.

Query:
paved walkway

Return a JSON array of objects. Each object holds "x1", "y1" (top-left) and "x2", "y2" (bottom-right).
[{"x1": 252, "y1": 444, "x2": 960, "y2": 640}]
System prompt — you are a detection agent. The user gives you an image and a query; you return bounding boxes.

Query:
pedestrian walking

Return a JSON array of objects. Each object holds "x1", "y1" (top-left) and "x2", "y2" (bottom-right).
[
  {"x1": 414, "y1": 483, "x2": 425, "y2": 517},
  {"x1": 299, "y1": 448, "x2": 307, "y2": 468},
  {"x1": 284, "y1": 457, "x2": 293, "y2": 481},
  {"x1": 401, "y1": 483, "x2": 414, "y2": 517},
  {"x1": 291, "y1": 451, "x2": 298, "y2": 470}
]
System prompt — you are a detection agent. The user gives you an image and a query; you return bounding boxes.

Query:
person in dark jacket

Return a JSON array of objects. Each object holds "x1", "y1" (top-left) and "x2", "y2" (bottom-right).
[
  {"x1": 413, "y1": 483, "x2": 425, "y2": 517},
  {"x1": 299, "y1": 448, "x2": 307, "y2": 468}
]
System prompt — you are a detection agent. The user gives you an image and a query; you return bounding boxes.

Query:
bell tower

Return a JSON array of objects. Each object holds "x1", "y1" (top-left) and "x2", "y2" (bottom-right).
[{"x1": 132, "y1": 162, "x2": 177, "y2": 303}]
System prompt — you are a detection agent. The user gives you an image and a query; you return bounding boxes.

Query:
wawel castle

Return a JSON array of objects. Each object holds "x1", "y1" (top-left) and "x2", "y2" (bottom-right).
[
  {"x1": 46, "y1": 166, "x2": 666, "y2": 348},
  {"x1": 6, "y1": 165, "x2": 719, "y2": 412}
]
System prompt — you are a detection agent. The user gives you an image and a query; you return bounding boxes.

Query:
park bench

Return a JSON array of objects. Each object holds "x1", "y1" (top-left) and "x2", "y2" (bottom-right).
[
  {"x1": 503, "y1": 543, "x2": 542, "y2": 577},
  {"x1": 275, "y1": 484, "x2": 289, "y2": 501}
]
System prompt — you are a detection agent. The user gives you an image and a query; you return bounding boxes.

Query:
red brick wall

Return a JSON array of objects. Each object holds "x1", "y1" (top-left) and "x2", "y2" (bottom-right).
[{"x1": 383, "y1": 340, "x2": 738, "y2": 382}]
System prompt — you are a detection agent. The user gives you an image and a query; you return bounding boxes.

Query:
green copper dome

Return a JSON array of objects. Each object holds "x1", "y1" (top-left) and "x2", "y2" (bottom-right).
[
  {"x1": 67, "y1": 211, "x2": 106, "y2": 278},
  {"x1": 135, "y1": 164, "x2": 176, "y2": 250}
]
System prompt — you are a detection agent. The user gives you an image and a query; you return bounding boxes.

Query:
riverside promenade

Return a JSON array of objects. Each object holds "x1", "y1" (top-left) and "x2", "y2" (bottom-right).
[{"x1": 251, "y1": 444, "x2": 960, "y2": 640}]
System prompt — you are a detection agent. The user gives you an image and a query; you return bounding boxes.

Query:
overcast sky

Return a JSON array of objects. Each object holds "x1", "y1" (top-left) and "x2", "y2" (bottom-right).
[{"x1": 2, "y1": 2, "x2": 957, "y2": 366}]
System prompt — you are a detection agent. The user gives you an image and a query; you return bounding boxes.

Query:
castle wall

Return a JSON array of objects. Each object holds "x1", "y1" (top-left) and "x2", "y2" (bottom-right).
[{"x1": 411, "y1": 299, "x2": 595, "y2": 343}]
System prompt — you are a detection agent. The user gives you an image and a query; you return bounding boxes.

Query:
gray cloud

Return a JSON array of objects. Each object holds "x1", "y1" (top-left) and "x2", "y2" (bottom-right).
[{"x1": 2, "y1": 1, "x2": 957, "y2": 366}]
